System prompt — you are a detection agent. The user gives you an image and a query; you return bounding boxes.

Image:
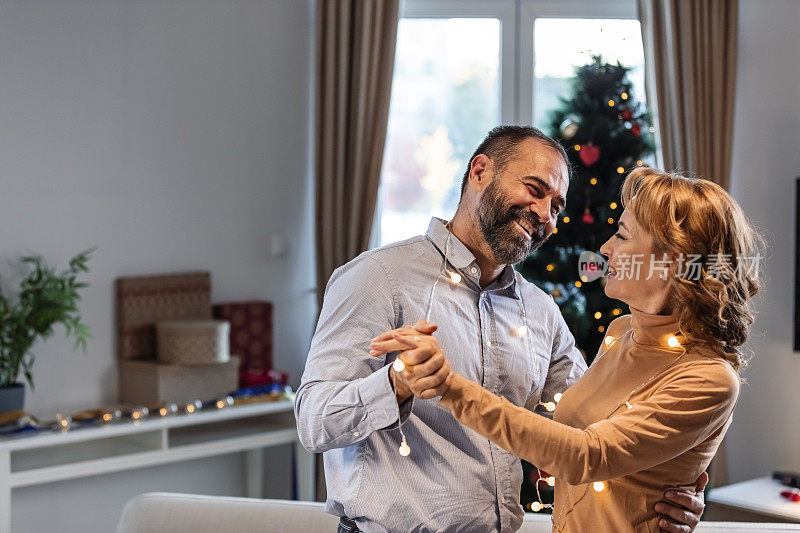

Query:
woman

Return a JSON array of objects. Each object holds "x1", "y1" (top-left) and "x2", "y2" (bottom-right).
[{"x1": 372, "y1": 168, "x2": 762, "y2": 532}]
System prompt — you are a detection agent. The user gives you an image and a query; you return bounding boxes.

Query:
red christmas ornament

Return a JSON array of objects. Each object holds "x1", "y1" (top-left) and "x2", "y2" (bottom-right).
[
  {"x1": 630, "y1": 123, "x2": 642, "y2": 136},
  {"x1": 579, "y1": 143, "x2": 601, "y2": 166},
  {"x1": 621, "y1": 109, "x2": 633, "y2": 121},
  {"x1": 582, "y1": 209, "x2": 595, "y2": 224}
]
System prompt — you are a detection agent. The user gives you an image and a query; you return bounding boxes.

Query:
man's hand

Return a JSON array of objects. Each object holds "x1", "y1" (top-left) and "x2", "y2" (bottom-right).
[
  {"x1": 371, "y1": 321, "x2": 453, "y2": 400},
  {"x1": 654, "y1": 471, "x2": 708, "y2": 532}
]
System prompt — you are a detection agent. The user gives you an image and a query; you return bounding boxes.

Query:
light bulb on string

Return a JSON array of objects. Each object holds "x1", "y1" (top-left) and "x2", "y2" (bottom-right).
[
  {"x1": 56, "y1": 413, "x2": 71, "y2": 432},
  {"x1": 667, "y1": 335, "x2": 681, "y2": 348},
  {"x1": 544, "y1": 402, "x2": 556, "y2": 412},
  {"x1": 593, "y1": 481, "x2": 606, "y2": 493},
  {"x1": 513, "y1": 325, "x2": 528, "y2": 337},
  {"x1": 531, "y1": 501, "x2": 544, "y2": 512},
  {"x1": 546, "y1": 476, "x2": 556, "y2": 486},
  {"x1": 449, "y1": 271, "x2": 462, "y2": 284},
  {"x1": 554, "y1": 392, "x2": 563, "y2": 403},
  {"x1": 392, "y1": 358, "x2": 405, "y2": 372},
  {"x1": 399, "y1": 438, "x2": 411, "y2": 457}
]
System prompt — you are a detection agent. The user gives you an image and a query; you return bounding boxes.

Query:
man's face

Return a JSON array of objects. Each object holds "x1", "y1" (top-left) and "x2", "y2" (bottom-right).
[{"x1": 476, "y1": 139, "x2": 569, "y2": 265}]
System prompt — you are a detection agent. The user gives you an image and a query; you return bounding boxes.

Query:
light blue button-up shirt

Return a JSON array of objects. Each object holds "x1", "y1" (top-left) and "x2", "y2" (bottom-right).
[{"x1": 295, "y1": 218, "x2": 586, "y2": 532}]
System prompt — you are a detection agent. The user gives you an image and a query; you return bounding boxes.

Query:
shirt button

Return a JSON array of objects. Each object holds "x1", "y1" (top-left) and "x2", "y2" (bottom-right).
[
  {"x1": 470, "y1": 267, "x2": 478, "y2": 274},
  {"x1": 486, "y1": 340, "x2": 492, "y2": 347}
]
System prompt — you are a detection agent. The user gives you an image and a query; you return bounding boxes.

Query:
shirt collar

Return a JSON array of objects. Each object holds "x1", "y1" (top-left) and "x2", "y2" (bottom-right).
[{"x1": 425, "y1": 217, "x2": 519, "y2": 297}]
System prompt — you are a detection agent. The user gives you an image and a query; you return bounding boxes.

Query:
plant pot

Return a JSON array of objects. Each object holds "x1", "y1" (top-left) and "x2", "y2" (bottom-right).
[{"x1": 0, "y1": 383, "x2": 25, "y2": 414}]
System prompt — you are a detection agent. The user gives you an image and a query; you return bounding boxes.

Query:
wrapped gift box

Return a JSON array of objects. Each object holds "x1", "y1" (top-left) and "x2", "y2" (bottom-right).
[
  {"x1": 212, "y1": 301, "x2": 273, "y2": 387},
  {"x1": 116, "y1": 272, "x2": 212, "y2": 361},
  {"x1": 118, "y1": 357, "x2": 240, "y2": 405},
  {"x1": 156, "y1": 319, "x2": 231, "y2": 366}
]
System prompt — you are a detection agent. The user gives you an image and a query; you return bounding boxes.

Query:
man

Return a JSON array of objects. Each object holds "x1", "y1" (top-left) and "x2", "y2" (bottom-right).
[{"x1": 295, "y1": 126, "x2": 706, "y2": 532}]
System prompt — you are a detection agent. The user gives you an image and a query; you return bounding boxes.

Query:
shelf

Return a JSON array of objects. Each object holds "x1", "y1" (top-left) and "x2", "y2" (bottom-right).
[
  {"x1": 0, "y1": 400, "x2": 295, "y2": 452},
  {"x1": 169, "y1": 411, "x2": 295, "y2": 448},
  {"x1": 0, "y1": 399, "x2": 314, "y2": 533},
  {"x1": 11, "y1": 430, "x2": 163, "y2": 473}
]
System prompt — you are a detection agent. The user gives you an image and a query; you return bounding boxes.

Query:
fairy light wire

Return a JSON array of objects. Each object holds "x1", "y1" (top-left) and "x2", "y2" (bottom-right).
[
  {"x1": 393, "y1": 230, "x2": 453, "y2": 456},
  {"x1": 544, "y1": 329, "x2": 694, "y2": 527},
  {"x1": 400, "y1": 221, "x2": 701, "y2": 521}
]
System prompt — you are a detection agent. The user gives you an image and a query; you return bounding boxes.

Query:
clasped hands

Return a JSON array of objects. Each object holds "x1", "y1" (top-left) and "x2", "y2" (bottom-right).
[
  {"x1": 369, "y1": 321, "x2": 708, "y2": 532},
  {"x1": 370, "y1": 320, "x2": 452, "y2": 403}
]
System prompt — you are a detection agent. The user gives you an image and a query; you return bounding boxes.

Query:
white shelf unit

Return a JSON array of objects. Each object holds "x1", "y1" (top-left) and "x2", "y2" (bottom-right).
[{"x1": 0, "y1": 400, "x2": 314, "y2": 533}]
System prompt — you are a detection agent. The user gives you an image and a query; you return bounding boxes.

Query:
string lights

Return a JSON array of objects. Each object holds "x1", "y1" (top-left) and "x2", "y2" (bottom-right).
[
  {"x1": 530, "y1": 328, "x2": 689, "y2": 525},
  {"x1": 394, "y1": 222, "x2": 690, "y2": 524}
]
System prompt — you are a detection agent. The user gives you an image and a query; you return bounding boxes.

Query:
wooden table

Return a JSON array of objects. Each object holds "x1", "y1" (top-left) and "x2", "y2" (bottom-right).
[{"x1": 0, "y1": 400, "x2": 313, "y2": 533}]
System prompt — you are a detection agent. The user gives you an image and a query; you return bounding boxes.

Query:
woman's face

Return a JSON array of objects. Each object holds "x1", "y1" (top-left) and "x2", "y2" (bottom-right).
[{"x1": 599, "y1": 207, "x2": 674, "y2": 315}]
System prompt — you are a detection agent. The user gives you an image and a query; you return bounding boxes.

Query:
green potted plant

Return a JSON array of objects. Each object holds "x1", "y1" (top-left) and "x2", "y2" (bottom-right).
[{"x1": 0, "y1": 248, "x2": 95, "y2": 413}]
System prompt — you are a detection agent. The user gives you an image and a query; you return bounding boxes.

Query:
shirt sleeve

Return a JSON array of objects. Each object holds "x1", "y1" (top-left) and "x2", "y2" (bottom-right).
[
  {"x1": 294, "y1": 254, "x2": 413, "y2": 453},
  {"x1": 539, "y1": 308, "x2": 587, "y2": 404},
  {"x1": 440, "y1": 362, "x2": 739, "y2": 484}
]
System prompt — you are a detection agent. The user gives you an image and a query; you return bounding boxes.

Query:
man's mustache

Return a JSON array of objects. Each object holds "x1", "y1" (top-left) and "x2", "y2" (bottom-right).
[{"x1": 507, "y1": 207, "x2": 546, "y2": 240}]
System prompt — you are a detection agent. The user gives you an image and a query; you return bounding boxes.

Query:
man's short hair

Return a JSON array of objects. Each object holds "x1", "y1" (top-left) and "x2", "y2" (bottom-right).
[{"x1": 460, "y1": 125, "x2": 571, "y2": 197}]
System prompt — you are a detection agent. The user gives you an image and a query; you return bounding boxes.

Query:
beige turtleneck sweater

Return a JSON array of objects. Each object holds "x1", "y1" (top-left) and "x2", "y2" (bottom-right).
[{"x1": 440, "y1": 309, "x2": 740, "y2": 533}]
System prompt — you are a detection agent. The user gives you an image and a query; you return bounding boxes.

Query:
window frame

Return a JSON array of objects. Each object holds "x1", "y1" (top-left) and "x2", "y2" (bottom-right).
[
  {"x1": 373, "y1": 0, "x2": 642, "y2": 247},
  {"x1": 400, "y1": 0, "x2": 639, "y2": 125},
  {"x1": 519, "y1": 0, "x2": 639, "y2": 125},
  {"x1": 400, "y1": 0, "x2": 517, "y2": 124}
]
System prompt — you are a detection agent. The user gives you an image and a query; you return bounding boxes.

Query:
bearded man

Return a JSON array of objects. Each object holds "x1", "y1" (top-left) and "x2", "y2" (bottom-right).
[{"x1": 295, "y1": 125, "x2": 706, "y2": 533}]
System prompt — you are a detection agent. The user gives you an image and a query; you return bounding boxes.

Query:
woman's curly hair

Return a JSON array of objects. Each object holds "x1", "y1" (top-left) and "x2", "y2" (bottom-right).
[{"x1": 621, "y1": 167, "x2": 764, "y2": 372}]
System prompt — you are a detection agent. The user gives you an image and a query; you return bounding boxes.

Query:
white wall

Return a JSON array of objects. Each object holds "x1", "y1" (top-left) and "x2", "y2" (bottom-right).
[
  {"x1": 0, "y1": 0, "x2": 316, "y2": 531},
  {"x1": 725, "y1": 0, "x2": 800, "y2": 483}
]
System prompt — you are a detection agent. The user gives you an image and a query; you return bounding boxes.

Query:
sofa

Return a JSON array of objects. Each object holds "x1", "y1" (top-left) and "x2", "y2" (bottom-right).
[{"x1": 115, "y1": 492, "x2": 800, "y2": 532}]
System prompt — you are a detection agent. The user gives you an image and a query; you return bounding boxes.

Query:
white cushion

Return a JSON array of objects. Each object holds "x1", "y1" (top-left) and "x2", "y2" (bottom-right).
[
  {"x1": 115, "y1": 492, "x2": 800, "y2": 533},
  {"x1": 115, "y1": 493, "x2": 339, "y2": 533}
]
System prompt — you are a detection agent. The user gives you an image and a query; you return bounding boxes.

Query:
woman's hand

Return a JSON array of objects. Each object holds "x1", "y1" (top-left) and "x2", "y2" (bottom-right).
[{"x1": 370, "y1": 321, "x2": 454, "y2": 400}]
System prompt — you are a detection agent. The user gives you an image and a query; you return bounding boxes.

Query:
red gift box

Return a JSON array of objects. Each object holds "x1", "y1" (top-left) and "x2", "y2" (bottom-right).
[{"x1": 212, "y1": 301, "x2": 273, "y2": 387}]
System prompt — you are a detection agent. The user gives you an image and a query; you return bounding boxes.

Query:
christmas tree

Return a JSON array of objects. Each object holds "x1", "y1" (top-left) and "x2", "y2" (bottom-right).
[
  {"x1": 518, "y1": 55, "x2": 655, "y2": 362},
  {"x1": 517, "y1": 57, "x2": 655, "y2": 514}
]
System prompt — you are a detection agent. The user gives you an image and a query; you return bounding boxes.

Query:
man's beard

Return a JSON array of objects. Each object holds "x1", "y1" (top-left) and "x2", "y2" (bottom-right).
[{"x1": 477, "y1": 180, "x2": 548, "y2": 265}]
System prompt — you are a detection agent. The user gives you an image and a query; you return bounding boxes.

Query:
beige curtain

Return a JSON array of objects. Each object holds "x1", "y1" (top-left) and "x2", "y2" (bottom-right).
[
  {"x1": 315, "y1": 0, "x2": 400, "y2": 308},
  {"x1": 638, "y1": 0, "x2": 738, "y2": 189},
  {"x1": 313, "y1": 0, "x2": 399, "y2": 502}
]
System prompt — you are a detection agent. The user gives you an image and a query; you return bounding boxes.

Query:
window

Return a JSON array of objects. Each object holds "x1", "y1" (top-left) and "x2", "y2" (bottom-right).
[
  {"x1": 373, "y1": 0, "x2": 646, "y2": 247},
  {"x1": 532, "y1": 18, "x2": 645, "y2": 130},
  {"x1": 376, "y1": 17, "x2": 501, "y2": 246}
]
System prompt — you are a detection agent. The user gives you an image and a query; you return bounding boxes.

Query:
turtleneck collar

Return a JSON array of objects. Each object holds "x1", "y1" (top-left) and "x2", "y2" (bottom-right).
[{"x1": 629, "y1": 306, "x2": 684, "y2": 349}]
